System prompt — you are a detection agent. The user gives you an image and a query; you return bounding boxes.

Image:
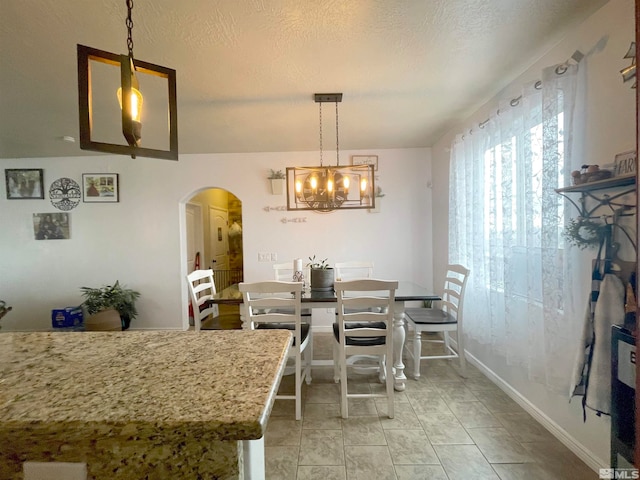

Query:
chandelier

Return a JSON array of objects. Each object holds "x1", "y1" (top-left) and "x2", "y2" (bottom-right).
[
  {"x1": 77, "y1": 0, "x2": 178, "y2": 160},
  {"x1": 286, "y1": 94, "x2": 375, "y2": 212}
]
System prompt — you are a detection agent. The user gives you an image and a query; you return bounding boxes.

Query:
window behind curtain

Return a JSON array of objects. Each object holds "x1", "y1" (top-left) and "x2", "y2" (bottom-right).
[{"x1": 449, "y1": 62, "x2": 583, "y2": 392}]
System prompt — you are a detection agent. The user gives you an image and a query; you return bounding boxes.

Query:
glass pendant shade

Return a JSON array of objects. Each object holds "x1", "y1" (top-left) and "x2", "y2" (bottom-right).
[{"x1": 116, "y1": 86, "x2": 143, "y2": 123}]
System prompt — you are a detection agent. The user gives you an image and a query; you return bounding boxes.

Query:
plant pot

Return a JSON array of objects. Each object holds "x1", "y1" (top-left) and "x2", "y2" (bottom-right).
[
  {"x1": 310, "y1": 268, "x2": 334, "y2": 291},
  {"x1": 85, "y1": 309, "x2": 122, "y2": 331},
  {"x1": 121, "y1": 314, "x2": 131, "y2": 330},
  {"x1": 270, "y1": 178, "x2": 285, "y2": 195}
]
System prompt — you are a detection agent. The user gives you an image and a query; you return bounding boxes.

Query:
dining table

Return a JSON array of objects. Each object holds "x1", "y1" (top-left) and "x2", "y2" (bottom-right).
[{"x1": 210, "y1": 281, "x2": 440, "y2": 391}]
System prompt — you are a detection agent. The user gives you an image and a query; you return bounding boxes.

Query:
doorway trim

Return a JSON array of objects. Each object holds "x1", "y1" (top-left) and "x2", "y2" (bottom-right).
[{"x1": 178, "y1": 187, "x2": 243, "y2": 331}]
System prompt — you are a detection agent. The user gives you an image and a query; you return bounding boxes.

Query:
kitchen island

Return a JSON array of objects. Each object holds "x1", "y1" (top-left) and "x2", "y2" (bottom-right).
[{"x1": 0, "y1": 329, "x2": 292, "y2": 479}]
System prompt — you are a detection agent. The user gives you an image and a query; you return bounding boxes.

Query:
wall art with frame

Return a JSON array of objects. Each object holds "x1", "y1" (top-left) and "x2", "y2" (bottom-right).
[
  {"x1": 5, "y1": 168, "x2": 44, "y2": 199},
  {"x1": 33, "y1": 212, "x2": 70, "y2": 240},
  {"x1": 82, "y1": 173, "x2": 119, "y2": 203}
]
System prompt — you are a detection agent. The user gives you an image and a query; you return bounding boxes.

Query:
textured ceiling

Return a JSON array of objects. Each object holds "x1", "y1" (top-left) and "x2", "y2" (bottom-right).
[{"x1": 0, "y1": 0, "x2": 609, "y2": 159}]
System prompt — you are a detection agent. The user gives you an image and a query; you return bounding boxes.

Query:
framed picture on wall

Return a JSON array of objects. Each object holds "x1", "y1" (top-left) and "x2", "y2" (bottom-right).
[
  {"x1": 5, "y1": 168, "x2": 44, "y2": 199},
  {"x1": 82, "y1": 173, "x2": 119, "y2": 203},
  {"x1": 33, "y1": 212, "x2": 70, "y2": 240},
  {"x1": 351, "y1": 155, "x2": 378, "y2": 171}
]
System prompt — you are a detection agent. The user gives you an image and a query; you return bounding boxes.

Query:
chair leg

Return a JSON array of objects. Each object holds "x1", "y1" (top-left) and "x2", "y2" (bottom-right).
[
  {"x1": 305, "y1": 331, "x2": 313, "y2": 385},
  {"x1": 295, "y1": 349, "x2": 302, "y2": 421},
  {"x1": 457, "y1": 330, "x2": 467, "y2": 378},
  {"x1": 378, "y1": 355, "x2": 385, "y2": 384},
  {"x1": 443, "y1": 331, "x2": 451, "y2": 355},
  {"x1": 413, "y1": 330, "x2": 422, "y2": 379},
  {"x1": 385, "y1": 352, "x2": 394, "y2": 419},
  {"x1": 333, "y1": 341, "x2": 340, "y2": 383},
  {"x1": 340, "y1": 352, "x2": 349, "y2": 419}
]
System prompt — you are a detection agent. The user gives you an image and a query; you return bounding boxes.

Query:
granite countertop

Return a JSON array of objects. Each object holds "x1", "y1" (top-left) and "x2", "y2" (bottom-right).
[{"x1": 0, "y1": 329, "x2": 292, "y2": 441}]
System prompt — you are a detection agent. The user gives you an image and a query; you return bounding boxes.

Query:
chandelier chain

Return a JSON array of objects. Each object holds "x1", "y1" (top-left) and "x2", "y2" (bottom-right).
[
  {"x1": 335, "y1": 101, "x2": 340, "y2": 166},
  {"x1": 126, "y1": 0, "x2": 134, "y2": 58},
  {"x1": 319, "y1": 101, "x2": 323, "y2": 167}
]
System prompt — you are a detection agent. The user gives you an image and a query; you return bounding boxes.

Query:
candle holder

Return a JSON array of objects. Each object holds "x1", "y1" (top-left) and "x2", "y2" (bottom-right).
[{"x1": 293, "y1": 270, "x2": 305, "y2": 288}]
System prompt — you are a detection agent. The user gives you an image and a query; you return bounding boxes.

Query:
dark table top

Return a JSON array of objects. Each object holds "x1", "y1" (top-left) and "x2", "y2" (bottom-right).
[{"x1": 211, "y1": 281, "x2": 440, "y2": 305}]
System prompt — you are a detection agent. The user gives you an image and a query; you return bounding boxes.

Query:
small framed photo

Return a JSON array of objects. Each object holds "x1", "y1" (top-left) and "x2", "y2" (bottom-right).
[
  {"x1": 5, "y1": 168, "x2": 44, "y2": 199},
  {"x1": 82, "y1": 173, "x2": 119, "y2": 203},
  {"x1": 33, "y1": 212, "x2": 70, "y2": 240},
  {"x1": 614, "y1": 150, "x2": 637, "y2": 177},
  {"x1": 352, "y1": 155, "x2": 378, "y2": 171}
]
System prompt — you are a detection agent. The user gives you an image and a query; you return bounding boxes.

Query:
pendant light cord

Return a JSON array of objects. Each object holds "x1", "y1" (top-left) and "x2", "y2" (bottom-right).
[
  {"x1": 126, "y1": 0, "x2": 135, "y2": 59},
  {"x1": 335, "y1": 100, "x2": 340, "y2": 166},
  {"x1": 319, "y1": 101, "x2": 323, "y2": 167}
]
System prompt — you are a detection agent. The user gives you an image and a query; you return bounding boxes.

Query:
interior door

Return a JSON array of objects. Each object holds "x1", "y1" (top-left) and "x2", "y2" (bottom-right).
[
  {"x1": 186, "y1": 203, "x2": 204, "y2": 274},
  {"x1": 210, "y1": 206, "x2": 230, "y2": 274}
]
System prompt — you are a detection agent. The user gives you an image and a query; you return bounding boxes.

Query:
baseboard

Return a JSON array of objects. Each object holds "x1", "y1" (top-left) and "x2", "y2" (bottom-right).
[{"x1": 462, "y1": 348, "x2": 607, "y2": 473}]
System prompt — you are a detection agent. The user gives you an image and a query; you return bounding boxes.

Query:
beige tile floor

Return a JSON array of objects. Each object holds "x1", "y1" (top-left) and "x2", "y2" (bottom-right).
[{"x1": 264, "y1": 333, "x2": 599, "y2": 480}]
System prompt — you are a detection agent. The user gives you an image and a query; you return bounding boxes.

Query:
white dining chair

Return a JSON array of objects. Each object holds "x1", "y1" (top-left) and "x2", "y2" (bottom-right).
[
  {"x1": 404, "y1": 264, "x2": 470, "y2": 378},
  {"x1": 186, "y1": 269, "x2": 241, "y2": 331},
  {"x1": 272, "y1": 262, "x2": 312, "y2": 317},
  {"x1": 334, "y1": 260, "x2": 379, "y2": 373},
  {"x1": 333, "y1": 279, "x2": 398, "y2": 419},
  {"x1": 334, "y1": 261, "x2": 374, "y2": 281},
  {"x1": 273, "y1": 262, "x2": 311, "y2": 283},
  {"x1": 239, "y1": 281, "x2": 312, "y2": 420}
]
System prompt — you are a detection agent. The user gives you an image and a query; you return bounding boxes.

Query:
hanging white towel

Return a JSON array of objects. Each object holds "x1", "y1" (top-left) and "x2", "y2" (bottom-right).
[
  {"x1": 570, "y1": 273, "x2": 625, "y2": 416},
  {"x1": 586, "y1": 272, "x2": 625, "y2": 415},
  {"x1": 570, "y1": 297, "x2": 593, "y2": 398}
]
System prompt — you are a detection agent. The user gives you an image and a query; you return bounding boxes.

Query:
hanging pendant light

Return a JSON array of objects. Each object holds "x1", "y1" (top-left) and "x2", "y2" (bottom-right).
[
  {"x1": 77, "y1": 0, "x2": 178, "y2": 160},
  {"x1": 286, "y1": 93, "x2": 375, "y2": 212}
]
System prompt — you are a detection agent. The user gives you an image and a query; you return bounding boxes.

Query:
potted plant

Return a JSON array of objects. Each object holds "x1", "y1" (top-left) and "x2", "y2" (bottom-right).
[
  {"x1": 307, "y1": 255, "x2": 334, "y2": 291},
  {"x1": 268, "y1": 169, "x2": 286, "y2": 195},
  {"x1": 80, "y1": 281, "x2": 140, "y2": 330}
]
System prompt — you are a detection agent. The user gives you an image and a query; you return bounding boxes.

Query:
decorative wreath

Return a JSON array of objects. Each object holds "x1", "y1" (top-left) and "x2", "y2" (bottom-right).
[{"x1": 563, "y1": 217, "x2": 606, "y2": 250}]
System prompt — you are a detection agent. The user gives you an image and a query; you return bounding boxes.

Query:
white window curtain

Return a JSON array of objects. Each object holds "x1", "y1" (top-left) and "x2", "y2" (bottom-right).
[{"x1": 448, "y1": 60, "x2": 586, "y2": 393}]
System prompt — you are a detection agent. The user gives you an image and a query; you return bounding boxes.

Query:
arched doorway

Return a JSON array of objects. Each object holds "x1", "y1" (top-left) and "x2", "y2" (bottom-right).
[{"x1": 181, "y1": 187, "x2": 243, "y2": 330}]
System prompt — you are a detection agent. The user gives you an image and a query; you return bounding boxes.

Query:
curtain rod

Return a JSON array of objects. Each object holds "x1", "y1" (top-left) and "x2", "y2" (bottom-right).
[{"x1": 474, "y1": 50, "x2": 584, "y2": 131}]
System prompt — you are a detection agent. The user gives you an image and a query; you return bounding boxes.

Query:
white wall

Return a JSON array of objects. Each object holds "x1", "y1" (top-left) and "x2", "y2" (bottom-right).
[
  {"x1": 431, "y1": 0, "x2": 636, "y2": 468},
  {"x1": 0, "y1": 147, "x2": 433, "y2": 331}
]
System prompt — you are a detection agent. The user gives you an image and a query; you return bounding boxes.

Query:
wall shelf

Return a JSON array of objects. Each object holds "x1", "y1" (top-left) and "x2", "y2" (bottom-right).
[
  {"x1": 555, "y1": 174, "x2": 636, "y2": 219},
  {"x1": 555, "y1": 174, "x2": 635, "y2": 194}
]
